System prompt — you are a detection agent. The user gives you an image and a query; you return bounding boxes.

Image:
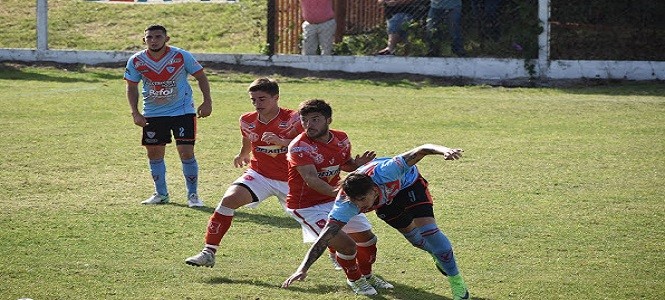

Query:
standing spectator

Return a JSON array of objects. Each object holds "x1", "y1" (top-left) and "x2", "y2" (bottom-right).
[
  {"x1": 282, "y1": 144, "x2": 469, "y2": 300},
  {"x1": 471, "y1": 0, "x2": 502, "y2": 42},
  {"x1": 300, "y1": 0, "x2": 336, "y2": 55},
  {"x1": 426, "y1": 0, "x2": 466, "y2": 57},
  {"x1": 124, "y1": 24, "x2": 213, "y2": 207},
  {"x1": 184, "y1": 78, "x2": 302, "y2": 268},
  {"x1": 376, "y1": 0, "x2": 418, "y2": 56},
  {"x1": 283, "y1": 99, "x2": 393, "y2": 295}
]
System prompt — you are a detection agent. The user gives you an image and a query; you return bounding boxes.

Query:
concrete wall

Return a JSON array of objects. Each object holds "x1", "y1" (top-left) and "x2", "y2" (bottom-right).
[{"x1": 1, "y1": 48, "x2": 663, "y2": 82}]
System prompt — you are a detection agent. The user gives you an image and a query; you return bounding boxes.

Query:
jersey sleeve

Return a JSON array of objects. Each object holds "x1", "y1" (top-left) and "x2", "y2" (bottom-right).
[
  {"x1": 124, "y1": 55, "x2": 141, "y2": 83},
  {"x1": 287, "y1": 139, "x2": 316, "y2": 167},
  {"x1": 370, "y1": 156, "x2": 412, "y2": 184},
  {"x1": 328, "y1": 198, "x2": 361, "y2": 224},
  {"x1": 181, "y1": 50, "x2": 204, "y2": 75}
]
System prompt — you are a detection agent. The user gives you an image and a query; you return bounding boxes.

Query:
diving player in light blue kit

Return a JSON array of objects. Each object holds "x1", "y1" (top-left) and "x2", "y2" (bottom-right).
[
  {"x1": 282, "y1": 144, "x2": 469, "y2": 300},
  {"x1": 125, "y1": 24, "x2": 213, "y2": 207}
]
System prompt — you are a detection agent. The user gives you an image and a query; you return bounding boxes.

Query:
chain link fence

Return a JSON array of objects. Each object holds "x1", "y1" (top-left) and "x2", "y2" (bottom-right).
[{"x1": 275, "y1": 0, "x2": 665, "y2": 61}]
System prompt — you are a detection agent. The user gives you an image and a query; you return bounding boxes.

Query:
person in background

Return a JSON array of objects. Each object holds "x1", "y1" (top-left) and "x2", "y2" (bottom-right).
[
  {"x1": 124, "y1": 24, "x2": 213, "y2": 207},
  {"x1": 426, "y1": 0, "x2": 466, "y2": 57},
  {"x1": 300, "y1": 0, "x2": 336, "y2": 55},
  {"x1": 184, "y1": 78, "x2": 302, "y2": 268},
  {"x1": 376, "y1": 0, "x2": 418, "y2": 56},
  {"x1": 282, "y1": 144, "x2": 469, "y2": 300}
]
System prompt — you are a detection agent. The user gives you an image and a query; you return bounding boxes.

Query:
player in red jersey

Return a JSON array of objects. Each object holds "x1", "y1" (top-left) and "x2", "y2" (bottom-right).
[
  {"x1": 282, "y1": 99, "x2": 392, "y2": 295},
  {"x1": 185, "y1": 78, "x2": 302, "y2": 268}
]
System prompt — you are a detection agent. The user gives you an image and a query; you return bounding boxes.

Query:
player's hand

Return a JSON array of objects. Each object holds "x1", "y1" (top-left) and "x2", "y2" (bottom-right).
[
  {"x1": 197, "y1": 101, "x2": 212, "y2": 118},
  {"x1": 281, "y1": 270, "x2": 308, "y2": 288},
  {"x1": 354, "y1": 150, "x2": 376, "y2": 167},
  {"x1": 443, "y1": 148, "x2": 463, "y2": 160},
  {"x1": 261, "y1": 132, "x2": 284, "y2": 146},
  {"x1": 132, "y1": 112, "x2": 147, "y2": 127},
  {"x1": 233, "y1": 154, "x2": 250, "y2": 168}
]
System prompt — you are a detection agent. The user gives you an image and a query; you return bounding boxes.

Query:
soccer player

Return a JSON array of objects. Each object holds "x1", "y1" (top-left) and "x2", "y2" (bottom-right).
[
  {"x1": 125, "y1": 24, "x2": 213, "y2": 207},
  {"x1": 282, "y1": 144, "x2": 470, "y2": 300},
  {"x1": 184, "y1": 78, "x2": 302, "y2": 268},
  {"x1": 282, "y1": 99, "x2": 393, "y2": 295}
]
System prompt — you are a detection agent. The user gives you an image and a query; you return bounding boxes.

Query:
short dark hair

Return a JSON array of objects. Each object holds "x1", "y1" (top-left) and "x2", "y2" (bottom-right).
[
  {"x1": 298, "y1": 99, "x2": 332, "y2": 118},
  {"x1": 145, "y1": 24, "x2": 167, "y2": 35},
  {"x1": 341, "y1": 173, "x2": 375, "y2": 200},
  {"x1": 248, "y1": 77, "x2": 279, "y2": 96}
]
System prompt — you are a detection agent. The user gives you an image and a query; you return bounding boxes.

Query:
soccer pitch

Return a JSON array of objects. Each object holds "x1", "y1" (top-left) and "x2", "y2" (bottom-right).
[{"x1": 0, "y1": 64, "x2": 663, "y2": 299}]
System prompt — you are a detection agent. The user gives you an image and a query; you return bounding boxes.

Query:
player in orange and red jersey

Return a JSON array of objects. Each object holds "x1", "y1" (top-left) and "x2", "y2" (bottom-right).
[
  {"x1": 282, "y1": 99, "x2": 392, "y2": 295},
  {"x1": 125, "y1": 24, "x2": 212, "y2": 208},
  {"x1": 185, "y1": 78, "x2": 301, "y2": 268}
]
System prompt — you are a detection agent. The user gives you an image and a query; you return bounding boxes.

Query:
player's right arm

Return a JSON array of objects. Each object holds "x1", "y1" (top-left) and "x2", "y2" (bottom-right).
[
  {"x1": 295, "y1": 164, "x2": 337, "y2": 197},
  {"x1": 233, "y1": 136, "x2": 252, "y2": 168},
  {"x1": 282, "y1": 219, "x2": 345, "y2": 288},
  {"x1": 399, "y1": 144, "x2": 464, "y2": 166},
  {"x1": 126, "y1": 81, "x2": 146, "y2": 127}
]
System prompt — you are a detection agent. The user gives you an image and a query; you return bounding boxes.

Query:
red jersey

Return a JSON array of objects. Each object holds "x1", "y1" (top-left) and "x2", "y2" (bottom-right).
[
  {"x1": 286, "y1": 129, "x2": 352, "y2": 209},
  {"x1": 240, "y1": 108, "x2": 302, "y2": 181}
]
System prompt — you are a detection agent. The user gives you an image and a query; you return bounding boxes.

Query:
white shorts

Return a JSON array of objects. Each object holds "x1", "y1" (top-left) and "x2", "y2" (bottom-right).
[
  {"x1": 286, "y1": 201, "x2": 373, "y2": 243},
  {"x1": 229, "y1": 168, "x2": 288, "y2": 210}
]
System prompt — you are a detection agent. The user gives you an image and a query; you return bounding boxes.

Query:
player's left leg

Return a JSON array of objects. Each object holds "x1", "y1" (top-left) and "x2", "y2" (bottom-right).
[
  {"x1": 174, "y1": 114, "x2": 201, "y2": 207},
  {"x1": 380, "y1": 177, "x2": 469, "y2": 300},
  {"x1": 345, "y1": 216, "x2": 394, "y2": 290},
  {"x1": 413, "y1": 217, "x2": 469, "y2": 300}
]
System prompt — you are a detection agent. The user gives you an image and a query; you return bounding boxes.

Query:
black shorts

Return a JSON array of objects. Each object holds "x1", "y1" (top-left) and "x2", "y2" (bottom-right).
[
  {"x1": 142, "y1": 114, "x2": 197, "y2": 146},
  {"x1": 375, "y1": 176, "x2": 435, "y2": 229}
]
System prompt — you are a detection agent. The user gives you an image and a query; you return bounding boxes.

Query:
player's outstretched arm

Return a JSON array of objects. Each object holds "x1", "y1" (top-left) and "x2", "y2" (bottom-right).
[
  {"x1": 282, "y1": 221, "x2": 345, "y2": 288},
  {"x1": 400, "y1": 144, "x2": 464, "y2": 166}
]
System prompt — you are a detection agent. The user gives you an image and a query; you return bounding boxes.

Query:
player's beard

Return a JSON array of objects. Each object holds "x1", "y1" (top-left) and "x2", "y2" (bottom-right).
[
  {"x1": 306, "y1": 126, "x2": 330, "y2": 141},
  {"x1": 149, "y1": 44, "x2": 165, "y2": 53}
]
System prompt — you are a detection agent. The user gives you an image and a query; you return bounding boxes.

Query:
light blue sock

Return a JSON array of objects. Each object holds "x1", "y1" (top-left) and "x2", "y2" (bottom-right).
[
  {"x1": 402, "y1": 227, "x2": 428, "y2": 251},
  {"x1": 181, "y1": 157, "x2": 198, "y2": 195},
  {"x1": 419, "y1": 223, "x2": 459, "y2": 276},
  {"x1": 149, "y1": 159, "x2": 168, "y2": 196}
]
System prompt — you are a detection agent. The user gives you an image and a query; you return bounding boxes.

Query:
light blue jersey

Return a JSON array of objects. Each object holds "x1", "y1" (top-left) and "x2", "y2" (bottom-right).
[
  {"x1": 330, "y1": 156, "x2": 420, "y2": 223},
  {"x1": 124, "y1": 46, "x2": 203, "y2": 117}
]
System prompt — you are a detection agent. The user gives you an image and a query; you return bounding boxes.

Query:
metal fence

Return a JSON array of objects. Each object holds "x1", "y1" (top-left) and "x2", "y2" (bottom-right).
[{"x1": 274, "y1": 0, "x2": 665, "y2": 61}]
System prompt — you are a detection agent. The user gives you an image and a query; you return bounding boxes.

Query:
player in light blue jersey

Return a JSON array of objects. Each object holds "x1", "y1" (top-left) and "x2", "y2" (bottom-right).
[
  {"x1": 125, "y1": 24, "x2": 213, "y2": 207},
  {"x1": 283, "y1": 144, "x2": 469, "y2": 300}
]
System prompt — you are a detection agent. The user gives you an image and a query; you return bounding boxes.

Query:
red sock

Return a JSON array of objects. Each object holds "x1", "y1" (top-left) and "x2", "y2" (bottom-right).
[
  {"x1": 356, "y1": 243, "x2": 377, "y2": 276},
  {"x1": 204, "y1": 212, "x2": 233, "y2": 253},
  {"x1": 336, "y1": 252, "x2": 362, "y2": 281}
]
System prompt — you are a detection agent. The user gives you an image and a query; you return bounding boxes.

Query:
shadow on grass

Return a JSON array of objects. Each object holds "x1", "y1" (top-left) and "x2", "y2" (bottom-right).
[
  {"x1": 0, "y1": 62, "x2": 106, "y2": 83},
  {"x1": 205, "y1": 276, "x2": 491, "y2": 300},
  {"x1": 169, "y1": 202, "x2": 300, "y2": 229},
  {"x1": 205, "y1": 276, "x2": 338, "y2": 294}
]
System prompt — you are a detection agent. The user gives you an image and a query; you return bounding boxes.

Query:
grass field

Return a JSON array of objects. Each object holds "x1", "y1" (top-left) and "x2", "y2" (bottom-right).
[
  {"x1": 0, "y1": 0, "x2": 266, "y2": 53},
  {"x1": 0, "y1": 63, "x2": 663, "y2": 299}
]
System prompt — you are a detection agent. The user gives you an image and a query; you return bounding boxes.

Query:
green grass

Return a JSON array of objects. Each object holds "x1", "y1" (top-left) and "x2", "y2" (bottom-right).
[
  {"x1": 0, "y1": 0, "x2": 266, "y2": 53},
  {"x1": 0, "y1": 63, "x2": 664, "y2": 299}
]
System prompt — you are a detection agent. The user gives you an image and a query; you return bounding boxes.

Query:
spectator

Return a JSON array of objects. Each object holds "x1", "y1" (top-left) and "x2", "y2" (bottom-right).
[
  {"x1": 426, "y1": 0, "x2": 466, "y2": 57},
  {"x1": 376, "y1": 0, "x2": 418, "y2": 56},
  {"x1": 300, "y1": 0, "x2": 336, "y2": 55},
  {"x1": 471, "y1": 0, "x2": 502, "y2": 42}
]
